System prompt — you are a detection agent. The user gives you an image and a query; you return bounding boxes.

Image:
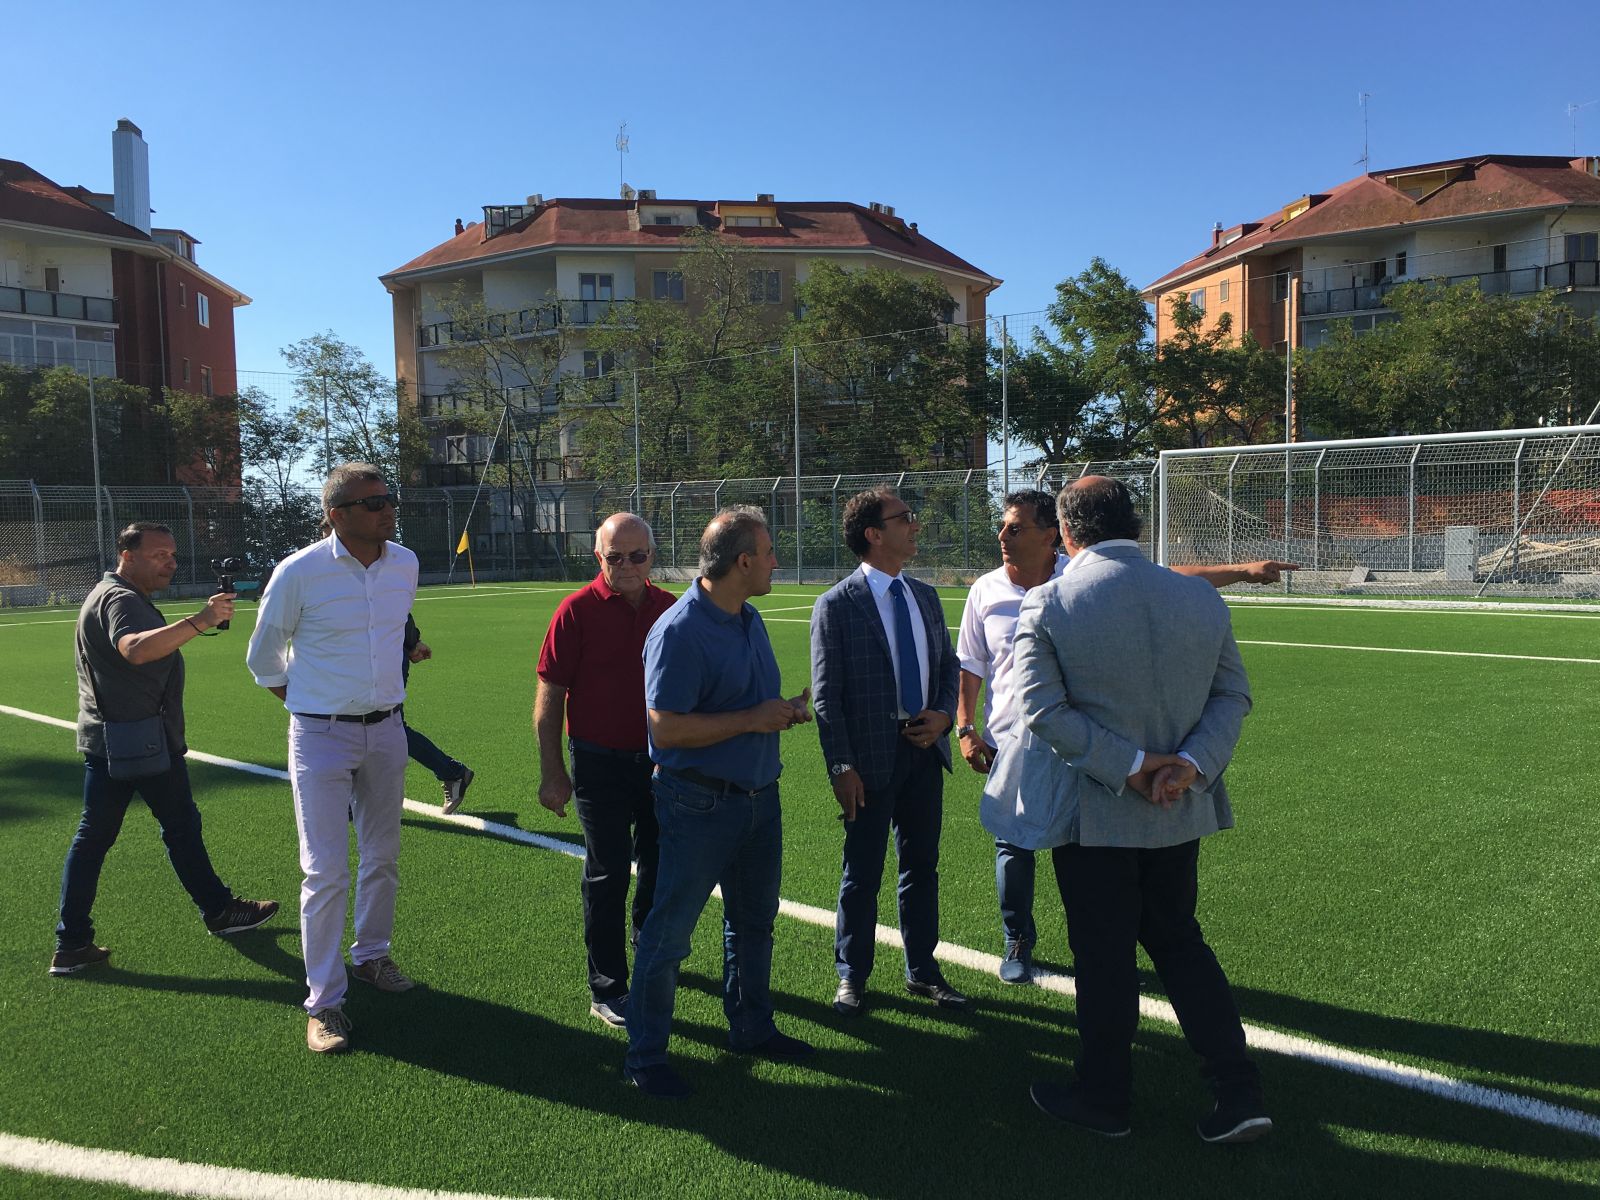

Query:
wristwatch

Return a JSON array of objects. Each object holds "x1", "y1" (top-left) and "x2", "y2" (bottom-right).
[
  {"x1": 829, "y1": 762, "x2": 855, "y2": 777},
  {"x1": 954, "y1": 724, "x2": 977, "y2": 739}
]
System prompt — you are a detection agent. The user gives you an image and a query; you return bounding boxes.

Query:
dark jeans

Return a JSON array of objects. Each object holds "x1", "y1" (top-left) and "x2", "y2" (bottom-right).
[
  {"x1": 57, "y1": 754, "x2": 232, "y2": 949},
  {"x1": 835, "y1": 740, "x2": 944, "y2": 984},
  {"x1": 404, "y1": 721, "x2": 465, "y2": 782},
  {"x1": 571, "y1": 741, "x2": 659, "y2": 1002},
  {"x1": 625, "y1": 771, "x2": 782, "y2": 1070},
  {"x1": 996, "y1": 839, "x2": 1036, "y2": 949},
  {"x1": 1053, "y1": 838, "x2": 1260, "y2": 1116}
]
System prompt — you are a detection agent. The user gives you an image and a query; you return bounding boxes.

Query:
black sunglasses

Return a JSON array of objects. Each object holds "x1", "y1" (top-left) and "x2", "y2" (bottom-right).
[
  {"x1": 878, "y1": 510, "x2": 917, "y2": 526},
  {"x1": 334, "y1": 494, "x2": 400, "y2": 512},
  {"x1": 602, "y1": 549, "x2": 651, "y2": 566}
]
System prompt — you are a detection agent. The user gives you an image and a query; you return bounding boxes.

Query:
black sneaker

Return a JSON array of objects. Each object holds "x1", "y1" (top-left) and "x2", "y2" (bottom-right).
[
  {"x1": 624, "y1": 1062, "x2": 692, "y2": 1099},
  {"x1": 205, "y1": 898, "x2": 279, "y2": 936},
  {"x1": 49, "y1": 943, "x2": 110, "y2": 976},
  {"x1": 441, "y1": 767, "x2": 474, "y2": 815},
  {"x1": 1030, "y1": 1082, "x2": 1131, "y2": 1137},
  {"x1": 1197, "y1": 1097, "x2": 1273, "y2": 1144}
]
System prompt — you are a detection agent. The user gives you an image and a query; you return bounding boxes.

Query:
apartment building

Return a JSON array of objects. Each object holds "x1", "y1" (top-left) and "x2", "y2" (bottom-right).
[
  {"x1": 0, "y1": 120, "x2": 249, "y2": 404},
  {"x1": 1144, "y1": 155, "x2": 1600, "y2": 354},
  {"x1": 380, "y1": 191, "x2": 999, "y2": 485}
]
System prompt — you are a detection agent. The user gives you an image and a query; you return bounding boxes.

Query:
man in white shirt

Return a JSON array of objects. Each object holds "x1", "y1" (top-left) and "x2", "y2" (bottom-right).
[
  {"x1": 246, "y1": 463, "x2": 419, "y2": 1054},
  {"x1": 957, "y1": 490, "x2": 1297, "y2": 985}
]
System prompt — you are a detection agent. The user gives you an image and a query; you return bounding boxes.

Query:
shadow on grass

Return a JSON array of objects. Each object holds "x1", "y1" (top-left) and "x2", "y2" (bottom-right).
[
  {"x1": 400, "y1": 813, "x2": 585, "y2": 850},
  {"x1": 0, "y1": 758, "x2": 74, "y2": 824}
]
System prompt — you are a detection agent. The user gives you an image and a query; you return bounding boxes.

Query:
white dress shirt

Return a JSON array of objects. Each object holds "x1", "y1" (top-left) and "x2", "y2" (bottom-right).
[
  {"x1": 246, "y1": 534, "x2": 419, "y2": 716},
  {"x1": 859, "y1": 561, "x2": 930, "y2": 719},
  {"x1": 956, "y1": 553, "x2": 1069, "y2": 747}
]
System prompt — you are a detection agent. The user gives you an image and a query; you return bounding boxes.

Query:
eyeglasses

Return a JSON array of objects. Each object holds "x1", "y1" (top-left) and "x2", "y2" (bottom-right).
[
  {"x1": 878, "y1": 510, "x2": 917, "y2": 527},
  {"x1": 602, "y1": 549, "x2": 651, "y2": 566},
  {"x1": 334, "y1": 494, "x2": 400, "y2": 512}
]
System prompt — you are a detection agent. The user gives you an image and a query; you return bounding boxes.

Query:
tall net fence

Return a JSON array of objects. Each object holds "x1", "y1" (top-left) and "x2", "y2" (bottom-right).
[{"x1": 1159, "y1": 426, "x2": 1600, "y2": 599}]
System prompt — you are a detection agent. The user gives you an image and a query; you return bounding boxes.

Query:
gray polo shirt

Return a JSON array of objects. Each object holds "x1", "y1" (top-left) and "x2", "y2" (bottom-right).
[{"x1": 75, "y1": 572, "x2": 186, "y2": 758}]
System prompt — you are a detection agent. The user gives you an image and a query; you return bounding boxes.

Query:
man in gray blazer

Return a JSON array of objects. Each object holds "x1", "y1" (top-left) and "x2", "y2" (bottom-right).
[{"x1": 1012, "y1": 476, "x2": 1269, "y2": 1144}]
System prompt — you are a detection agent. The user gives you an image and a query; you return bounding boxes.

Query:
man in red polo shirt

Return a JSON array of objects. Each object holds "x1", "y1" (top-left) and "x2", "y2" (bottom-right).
[{"x1": 536, "y1": 512, "x2": 677, "y2": 1028}]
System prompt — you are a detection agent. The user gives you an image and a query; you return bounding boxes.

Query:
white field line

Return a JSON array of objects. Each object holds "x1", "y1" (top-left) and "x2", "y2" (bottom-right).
[
  {"x1": 0, "y1": 1131, "x2": 546, "y2": 1200},
  {"x1": 1226, "y1": 601, "x2": 1600, "y2": 620},
  {"x1": 1237, "y1": 640, "x2": 1600, "y2": 666},
  {"x1": 3, "y1": 705, "x2": 1598, "y2": 1147},
  {"x1": 1223, "y1": 594, "x2": 1600, "y2": 615}
]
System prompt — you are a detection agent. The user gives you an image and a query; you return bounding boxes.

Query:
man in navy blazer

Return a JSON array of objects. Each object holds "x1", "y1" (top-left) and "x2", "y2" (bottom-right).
[{"x1": 812, "y1": 488, "x2": 965, "y2": 1017}]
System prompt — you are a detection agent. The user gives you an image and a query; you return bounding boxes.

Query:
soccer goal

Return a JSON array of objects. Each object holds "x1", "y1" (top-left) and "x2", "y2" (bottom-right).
[{"x1": 1157, "y1": 425, "x2": 1600, "y2": 604}]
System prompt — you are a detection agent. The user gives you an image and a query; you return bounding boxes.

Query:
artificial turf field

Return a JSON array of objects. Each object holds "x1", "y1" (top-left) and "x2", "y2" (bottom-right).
[{"x1": 1, "y1": 580, "x2": 1598, "y2": 1199}]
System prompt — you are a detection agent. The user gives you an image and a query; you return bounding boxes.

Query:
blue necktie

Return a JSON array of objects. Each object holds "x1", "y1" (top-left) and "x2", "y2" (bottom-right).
[{"x1": 888, "y1": 577, "x2": 923, "y2": 717}]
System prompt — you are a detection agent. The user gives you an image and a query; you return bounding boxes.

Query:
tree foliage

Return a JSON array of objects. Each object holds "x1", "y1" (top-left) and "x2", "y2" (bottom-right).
[
  {"x1": 1296, "y1": 281, "x2": 1600, "y2": 438},
  {"x1": 282, "y1": 332, "x2": 404, "y2": 478}
]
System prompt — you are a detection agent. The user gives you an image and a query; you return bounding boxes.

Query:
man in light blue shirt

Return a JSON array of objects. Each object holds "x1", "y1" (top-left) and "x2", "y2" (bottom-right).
[{"x1": 625, "y1": 506, "x2": 814, "y2": 1099}]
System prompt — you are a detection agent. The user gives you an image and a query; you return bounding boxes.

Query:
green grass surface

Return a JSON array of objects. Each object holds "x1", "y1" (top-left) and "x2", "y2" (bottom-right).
[{"x1": 2, "y1": 582, "x2": 1598, "y2": 1197}]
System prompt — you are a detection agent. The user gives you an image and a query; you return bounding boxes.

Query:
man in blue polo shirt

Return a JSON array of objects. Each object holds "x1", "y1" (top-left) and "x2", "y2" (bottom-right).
[{"x1": 624, "y1": 505, "x2": 814, "y2": 1099}]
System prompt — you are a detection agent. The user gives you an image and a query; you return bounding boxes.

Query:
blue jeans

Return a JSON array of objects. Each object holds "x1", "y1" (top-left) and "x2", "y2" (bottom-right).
[
  {"x1": 625, "y1": 771, "x2": 782, "y2": 1070},
  {"x1": 57, "y1": 754, "x2": 232, "y2": 949},
  {"x1": 996, "y1": 839, "x2": 1036, "y2": 949},
  {"x1": 404, "y1": 721, "x2": 464, "y2": 782}
]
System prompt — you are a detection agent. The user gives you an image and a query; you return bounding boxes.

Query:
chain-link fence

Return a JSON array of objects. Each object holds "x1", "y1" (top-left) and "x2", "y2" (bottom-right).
[{"x1": 1158, "y1": 425, "x2": 1600, "y2": 599}]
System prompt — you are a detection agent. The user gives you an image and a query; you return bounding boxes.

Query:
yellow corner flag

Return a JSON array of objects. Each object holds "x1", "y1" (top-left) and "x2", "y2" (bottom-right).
[
  {"x1": 456, "y1": 528, "x2": 470, "y2": 555},
  {"x1": 455, "y1": 527, "x2": 476, "y2": 587}
]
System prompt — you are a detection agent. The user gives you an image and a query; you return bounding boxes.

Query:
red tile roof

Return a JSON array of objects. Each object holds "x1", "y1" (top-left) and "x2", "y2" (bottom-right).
[
  {"x1": 1145, "y1": 155, "x2": 1600, "y2": 294},
  {"x1": 0, "y1": 159, "x2": 151, "y2": 243},
  {"x1": 383, "y1": 198, "x2": 999, "y2": 286}
]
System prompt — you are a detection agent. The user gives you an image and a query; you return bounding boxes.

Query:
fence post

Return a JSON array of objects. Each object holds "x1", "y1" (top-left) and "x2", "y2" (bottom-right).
[
  {"x1": 101, "y1": 486, "x2": 116, "y2": 571},
  {"x1": 793, "y1": 346, "x2": 802, "y2": 586},
  {"x1": 1407, "y1": 444, "x2": 1421, "y2": 572},
  {"x1": 30, "y1": 481, "x2": 44, "y2": 593},
  {"x1": 87, "y1": 368, "x2": 106, "y2": 569},
  {"x1": 444, "y1": 490, "x2": 455, "y2": 573},
  {"x1": 1156, "y1": 453, "x2": 1168, "y2": 565},
  {"x1": 181, "y1": 487, "x2": 196, "y2": 585},
  {"x1": 1283, "y1": 449, "x2": 1292, "y2": 566},
  {"x1": 1148, "y1": 462, "x2": 1159, "y2": 559},
  {"x1": 832, "y1": 476, "x2": 842, "y2": 576}
]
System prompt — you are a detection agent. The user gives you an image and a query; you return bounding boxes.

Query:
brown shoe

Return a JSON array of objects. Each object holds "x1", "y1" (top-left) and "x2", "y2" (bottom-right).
[
  {"x1": 351, "y1": 956, "x2": 415, "y2": 992},
  {"x1": 307, "y1": 1007, "x2": 352, "y2": 1053},
  {"x1": 49, "y1": 943, "x2": 111, "y2": 976}
]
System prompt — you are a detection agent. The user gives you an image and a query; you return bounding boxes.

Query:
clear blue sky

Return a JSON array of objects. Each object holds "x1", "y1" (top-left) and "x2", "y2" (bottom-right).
[{"x1": 7, "y1": 0, "x2": 1598, "y2": 385}]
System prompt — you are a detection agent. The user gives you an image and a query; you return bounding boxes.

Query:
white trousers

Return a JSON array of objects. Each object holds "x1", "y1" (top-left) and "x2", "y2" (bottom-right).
[{"x1": 287, "y1": 712, "x2": 408, "y2": 1013}]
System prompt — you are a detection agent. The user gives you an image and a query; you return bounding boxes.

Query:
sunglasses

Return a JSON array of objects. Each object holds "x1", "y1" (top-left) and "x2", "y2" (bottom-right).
[
  {"x1": 878, "y1": 510, "x2": 917, "y2": 526},
  {"x1": 602, "y1": 549, "x2": 651, "y2": 566},
  {"x1": 334, "y1": 494, "x2": 400, "y2": 512}
]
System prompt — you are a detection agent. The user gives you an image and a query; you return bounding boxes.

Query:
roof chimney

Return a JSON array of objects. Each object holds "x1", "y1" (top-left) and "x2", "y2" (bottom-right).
[
  {"x1": 454, "y1": 217, "x2": 465, "y2": 235},
  {"x1": 756, "y1": 193, "x2": 774, "y2": 203},
  {"x1": 112, "y1": 119, "x2": 151, "y2": 235},
  {"x1": 526, "y1": 193, "x2": 544, "y2": 206},
  {"x1": 1212, "y1": 221, "x2": 1224, "y2": 247}
]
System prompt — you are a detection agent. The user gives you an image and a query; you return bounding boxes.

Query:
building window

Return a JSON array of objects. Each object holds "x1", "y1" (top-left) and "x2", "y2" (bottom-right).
[
  {"x1": 199, "y1": 365, "x2": 212, "y2": 398},
  {"x1": 1396, "y1": 251, "x2": 1408, "y2": 276},
  {"x1": 179, "y1": 281, "x2": 186, "y2": 308},
  {"x1": 1189, "y1": 288, "x2": 1206, "y2": 312},
  {"x1": 725, "y1": 215, "x2": 777, "y2": 227},
  {"x1": 1370, "y1": 258, "x2": 1387, "y2": 284},
  {"x1": 582, "y1": 350, "x2": 615, "y2": 379},
  {"x1": 579, "y1": 273, "x2": 614, "y2": 302},
  {"x1": 44, "y1": 267, "x2": 60, "y2": 293},
  {"x1": 1492, "y1": 244, "x2": 1507, "y2": 274},
  {"x1": 646, "y1": 212, "x2": 681, "y2": 225},
  {"x1": 1272, "y1": 272, "x2": 1290, "y2": 303},
  {"x1": 1564, "y1": 232, "x2": 1598, "y2": 261},
  {"x1": 652, "y1": 270, "x2": 684, "y2": 301},
  {"x1": 748, "y1": 270, "x2": 781, "y2": 304},
  {"x1": 1219, "y1": 279, "x2": 1230, "y2": 302},
  {"x1": 182, "y1": 358, "x2": 191, "y2": 384},
  {"x1": 197, "y1": 292, "x2": 210, "y2": 327}
]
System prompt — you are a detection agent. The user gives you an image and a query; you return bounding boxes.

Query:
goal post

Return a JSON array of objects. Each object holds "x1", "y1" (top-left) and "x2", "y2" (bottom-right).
[{"x1": 1156, "y1": 425, "x2": 1600, "y2": 603}]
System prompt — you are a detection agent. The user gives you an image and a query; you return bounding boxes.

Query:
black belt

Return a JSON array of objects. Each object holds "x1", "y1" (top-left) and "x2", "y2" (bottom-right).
[
  {"x1": 660, "y1": 766, "x2": 774, "y2": 797},
  {"x1": 294, "y1": 708, "x2": 397, "y2": 725},
  {"x1": 570, "y1": 738, "x2": 652, "y2": 765}
]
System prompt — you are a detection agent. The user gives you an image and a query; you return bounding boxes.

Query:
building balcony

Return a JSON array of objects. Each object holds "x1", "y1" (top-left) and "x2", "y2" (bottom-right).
[
  {"x1": 0, "y1": 285, "x2": 116, "y2": 324},
  {"x1": 419, "y1": 299, "x2": 638, "y2": 349},
  {"x1": 1300, "y1": 264, "x2": 1582, "y2": 319}
]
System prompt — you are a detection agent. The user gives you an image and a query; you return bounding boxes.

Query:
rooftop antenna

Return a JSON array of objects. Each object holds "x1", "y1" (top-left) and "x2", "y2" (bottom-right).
[
  {"x1": 616, "y1": 121, "x2": 630, "y2": 196},
  {"x1": 1355, "y1": 91, "x2": 1372, "y2": 171},
  {"x1": 1568, "y1": 100, "x2": 1598, "y2": 155}
]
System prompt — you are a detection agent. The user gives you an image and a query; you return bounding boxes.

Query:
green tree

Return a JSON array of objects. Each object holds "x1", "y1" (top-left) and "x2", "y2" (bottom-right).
[
  {"x1": 282, "y1": 332, "x2": 402, "y2": 477},
  {"x1": 163, "y1": 387, "x2": 243, "y2": 486},
  {"x1": 577, "y1": 227, "x2": 789, "y2": 484},
  {"x1": 791, "y1": 260, "x2": 983, "y2": 472},
  {"x1": 0, "y1": 364, "x2": 164, "y2": 484},
  {"x1": 1296, "y1": 281, "x2": 1600, "y2": 438},
  {"x1": 1155, "y1": 294, "x2": 1285, "y2": 448}
]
